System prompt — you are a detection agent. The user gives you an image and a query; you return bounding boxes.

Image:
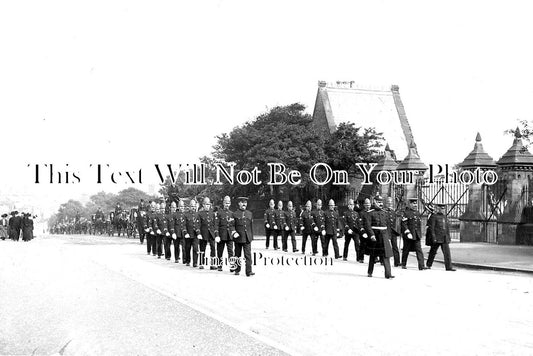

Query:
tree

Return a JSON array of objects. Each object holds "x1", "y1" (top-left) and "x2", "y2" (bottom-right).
[
  {"x1": 213, "y1": 103, "x2": 326, "y2": 198},
  {"x1": 325, "y1": 122, "x2": 384, "y2": 169}
]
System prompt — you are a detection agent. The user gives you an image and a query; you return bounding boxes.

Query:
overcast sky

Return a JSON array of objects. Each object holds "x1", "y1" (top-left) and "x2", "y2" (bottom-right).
[{"x1": 1, "y1": 0, "x2": 532, "y2": 213}]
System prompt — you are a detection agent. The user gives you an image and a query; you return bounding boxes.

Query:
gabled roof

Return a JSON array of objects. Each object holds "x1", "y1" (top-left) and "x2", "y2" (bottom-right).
[
  {"x1": 459, "y1": 133, "x2": 496, "y2": 169},
  {"x1": 312, "y1": 81, "x2": 417, "y2": 160}
]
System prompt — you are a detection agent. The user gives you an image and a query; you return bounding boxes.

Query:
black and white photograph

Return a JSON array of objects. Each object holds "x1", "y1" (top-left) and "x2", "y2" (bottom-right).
[{"x1": 1, "y1": 1, "x2": 533, "y2": 355}]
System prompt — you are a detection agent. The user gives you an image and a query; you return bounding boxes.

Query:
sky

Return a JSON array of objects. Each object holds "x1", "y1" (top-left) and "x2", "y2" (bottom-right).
[{"x1": 1, "y1": 0, "x2": 532, "y2": 215}]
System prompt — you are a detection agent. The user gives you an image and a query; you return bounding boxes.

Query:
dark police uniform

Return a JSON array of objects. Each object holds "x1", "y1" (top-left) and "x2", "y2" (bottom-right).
[
  {"x1": 283, "y1": 209, "x2": 299, "y2": 252},
  {"x1": 364, "y1": 206, "x2": 393, "y2": 278},
  {"x1": 143, "y1": 209, "x2": 157, "y2": 255},
  {"x1": 169, "y1": 209, "x2": 186, "y2": 263},
  {"x1": 232, "y1": 205, "x2": 254, "y2": 276},
  {"x1": 154, "y1": 211, "x2": 168, "y2": 259},
  {"x1": 359, "y1": 208, "x2": 372, "y2": 260},
  {"x1": 426, "y1": 210, "x2": 454, "y2": 270},
  {"x1": 136, "y1": 203, "x2": 146, "y2": 244},
  {"x1": 198, "y1": 208, "x2": 218, "y2": 269},
  {"x1": 342, "y1": 208, "x2": 362, "y2": 261},
  {"x1": 216, "y1": 207, "x2": 234, "y2": 270},
  {"x1": 311, "y1": 209, "x2": 326, "y2": 255},
  {"x1": 184, "y1": 210, "x2": 200, "y2": 267},
  {"x1": 400, "y1": 207, "x2": 426, "y2": 270},
  {"x1": 384, "y1": 206, "x2": 401, "y2": 267},
  {"x1": 273, "y1": 208, "x2": 286, "y2": 251},
  {"x1": 299, "y1": 210, "x2": 315, "y2": 254},
  {"x1": 264, "y1": 207, "x2": 277, "y2": 249},
  {"x1": 324, "y1": 209, "x2": 341, "y2": 258}
]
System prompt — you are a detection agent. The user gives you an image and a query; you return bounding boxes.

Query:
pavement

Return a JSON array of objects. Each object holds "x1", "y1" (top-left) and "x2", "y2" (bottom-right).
[
  {"x1": 1, "y1": 234, "x2": 533, "y2": 356},
  {"x1": 252, "y1": 234, "x2": 533, "y2": 274}
]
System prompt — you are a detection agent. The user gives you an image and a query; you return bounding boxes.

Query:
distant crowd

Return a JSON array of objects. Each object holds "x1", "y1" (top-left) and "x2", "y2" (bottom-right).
[{"x1": 0, "y1": 211, "x2": 36, "y2": 242}]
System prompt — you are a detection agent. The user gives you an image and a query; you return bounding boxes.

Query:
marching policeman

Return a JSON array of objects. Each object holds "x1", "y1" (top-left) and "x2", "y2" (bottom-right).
[
  {"x1": 216, "y1": 196, "x2": 234, "y2": 271},
  {"x1": 364, "y1": 195, "x2": 394, "y2": 279},
  {"x1": 358, "y1": 198, "x2": 372, "y2": 262},
  {"x1": 324, "y1": 199, "x2": 341, "y2": 258},
  {"x1": 231, "y1": 197, "x2": 255, "y2": 277},
  {"x1": 154, "y1": 202, "x2": 169, "y2": 259},
  {"x1": 342, "y1": 199, "x2": 362, "y2": 262},
  {"x1": 384, "y1": 197, "x2": 401, "y2": 267},
  {"x1": 264, "y1": 199, "x2": 277, "y2": 249},
  {"x1": 144, "y1": 202, "x2": 157, "y2": 256},
  {"x1": 299, "y1": 201, "x2": 315, "y2": 255},
  {"x1": 198, "y1": 197, "x2": 218, "y2": 270},
  {"x1": 311, "y1": 199, "x2": 326, "y2": 256},
  {"x1": 184, "y1": 199, "x2": 200, "y2": 267},
  {"x1": 426, "y1": 204, "x2": 456, "y2": 271},
  {"x1": 274, "y1": 200, "x2": 286, "y2": 251},
  {"x1": 169, "y1": 200, "x2": 187, "y2": 263},
  {"x1": 137, "y1": 200, "x2": 147, "y2": 244},
  {"x1": 283, "y1": 201, "x2": 299, "y2": 252},
  {"x1": 400, "y1": 198, "x2": 427, "y2": 270}
]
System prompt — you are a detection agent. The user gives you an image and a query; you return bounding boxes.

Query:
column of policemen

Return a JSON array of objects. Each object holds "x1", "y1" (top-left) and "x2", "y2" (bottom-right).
[
  {"x1": 265, "y1": 195, "x2": 455, "y2": 278},
  {"x1": 135, "y1": 196, "x2": 255, "y2": 277}
]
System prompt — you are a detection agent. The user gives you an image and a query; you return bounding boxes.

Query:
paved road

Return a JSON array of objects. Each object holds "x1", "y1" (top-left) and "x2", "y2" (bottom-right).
[{"x1": 1, "y1": 234, "x2": 533, "y2": 356}]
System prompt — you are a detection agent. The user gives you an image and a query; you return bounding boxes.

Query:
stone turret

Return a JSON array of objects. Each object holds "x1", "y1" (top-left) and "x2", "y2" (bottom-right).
[
  {"x1": 459, "y1": 133, "x2": 497, "y2": 242},
  {"x1": 396, "y1": 141, "x2": 428, "y2": 203},
  {"x1": 497, "y1": 128, "x2": 533, "y2": 244}
]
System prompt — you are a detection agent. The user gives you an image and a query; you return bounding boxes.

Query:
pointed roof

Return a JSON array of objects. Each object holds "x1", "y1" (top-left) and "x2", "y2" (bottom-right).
[
  {"x1": 397, "y1": 142, "x2": 428, "y2": 171},
  {"x1": 497, "y1": 128, "x2": 533, "y2": 167},
  {"x1": 374, "y1": 143, "x2": 399, "y2": 172},
  {"x1": 312, "y1": 81, "x2": 417, "y2": 159},
  {"x1": 459, "y1": 133, "x2": 496, "y2": 169}
]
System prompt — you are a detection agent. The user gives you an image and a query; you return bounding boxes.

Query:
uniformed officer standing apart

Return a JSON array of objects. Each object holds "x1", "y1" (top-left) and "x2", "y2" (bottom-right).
[
  {"x1": 311, "y1": 199, "x2": 326, "y2": 256},
  {"x1": 400, "y1": 198, "x2": 428, "y2": 270},
  {"x1": 198, "y1": 197, "x2": 218, "y2": 270},
  {"x1": 231, "y1": 197, "x2": 255, "y2": 276},
  {"x1": 384, "y1": 197, "x2": 401, "y2": 267},
  {"x1": 342, "y1": 199, "x2": 361, "y2": 262},
  {"x1": 216, "y1": 196, "x2": 234, "y2": 271},
  {"x1": 283, "y1": 201, "x2": 299, "y2": 252},
  {"x1": 184, "y1": 199, "x2": 201, "y2": 267},
  {"x1": 365, "y1": 195, "x2": 394, "y2": 279},
  {"x1": 299, "y1": 200, "x2": 315, "y2": 255},
  {"x1": 426, "y1": 203, "x2": 456, "y2": 271},
  {"x1": 169, "y1": 200, "x2": 187, "y2": 263},
  {"x1": 324, "y1": 199, "x2": 341, "y2": 258},
  {"x1": 264, "y1": 199, "x2": 277, "y2": 249}
]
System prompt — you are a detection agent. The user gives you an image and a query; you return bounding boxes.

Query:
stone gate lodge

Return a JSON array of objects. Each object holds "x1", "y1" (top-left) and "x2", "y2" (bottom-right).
[{"x1": 310, "y1": 81, "x2": 533, "y2": 246}]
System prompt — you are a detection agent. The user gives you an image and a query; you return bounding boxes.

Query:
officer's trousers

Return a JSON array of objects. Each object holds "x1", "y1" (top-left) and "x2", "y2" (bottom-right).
[
  {"x1": 184, "y1": 237, "x2": 199, "y2": 266},
  {"x1": 401, "y1": 238, "x2": 425, "y2": 269},
  {"x1": 173, "y1": 237, "x2": 183, "y2": 262},
  {"x1": 301, "y1": 232, "x2": 318, "y2": 254},
  {"x1": 199, "y1": 239, "x2": 216, "y2": 266},
  {"x1": 368, "y1": 253, "x2": 392, "y2": 278},
  {"x1": 155, "y1": 234, "x2": 164, "y2": 257},
  {"x1": 390, "y1": 234, "x2": 401, "y2": 266},
  {"x1": 217, "y1": 240, "x2": 234, "y2": 268},
  {"x1": 343, "y1": 233, "x2": 362, "y2": 260},
  {"x1": 234, "y1": 242, "x2": 252, "y2": 275},
  {"x1": 427, "y1": 242, "x2": 452, "y2": 270},
  {"x1": 282, "y1": 230, "x2": 297, "y2": 251},
  {"x1": 265, "y1": 228, "x2": 278, "y2": 249},
  {"x1": 163, "y1": 235, "x2": 172, "y2": 260},
  {"x1": 324, "y1": 234, "x2": 340, "y2": 258}
]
